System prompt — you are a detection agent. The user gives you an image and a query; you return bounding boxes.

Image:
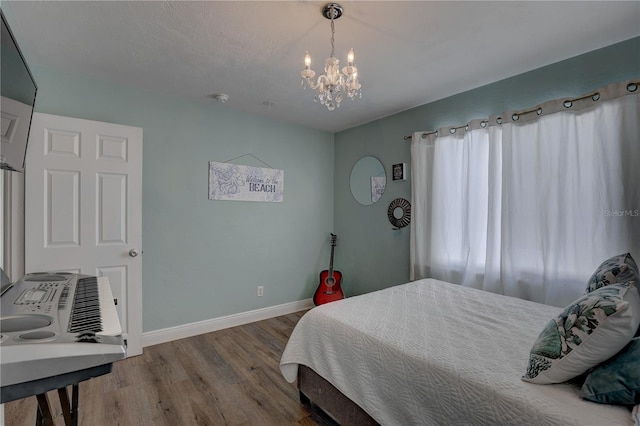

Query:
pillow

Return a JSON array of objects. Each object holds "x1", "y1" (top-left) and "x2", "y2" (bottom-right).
[
  {"x1": 580, "y1": 337, "x2": 640, "y2": 405},
  {"x1": 585, "y1": 252, "x2": 639, "y2": 294},
  {"x1": 522, "y1": 281, "x2": 640, "y2": 384}
]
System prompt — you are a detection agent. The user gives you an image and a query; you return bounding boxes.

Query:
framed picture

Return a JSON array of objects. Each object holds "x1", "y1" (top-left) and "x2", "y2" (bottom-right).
[{"x1": 392, "y1": 163, "x2": 406, "y2": 181}]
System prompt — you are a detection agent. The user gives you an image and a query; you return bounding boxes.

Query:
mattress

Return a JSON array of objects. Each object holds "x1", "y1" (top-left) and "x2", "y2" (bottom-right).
[{"x1": 280, "y1": 278, "x2": 633, "y2": 425}]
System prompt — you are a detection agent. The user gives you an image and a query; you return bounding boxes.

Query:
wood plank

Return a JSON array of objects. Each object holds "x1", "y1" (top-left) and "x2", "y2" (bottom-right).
[{"x1": 3, "y1": 311, "x2": 314, "y2": 426}]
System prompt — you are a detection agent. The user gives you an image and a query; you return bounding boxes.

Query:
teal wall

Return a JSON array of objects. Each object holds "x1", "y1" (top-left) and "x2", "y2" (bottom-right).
[
  {"x1": 333, "y1": 36, "x2": 640, "y2": 297},
  {"x1": 30, "y1": 67, "x2": 334, "y2": 332}
]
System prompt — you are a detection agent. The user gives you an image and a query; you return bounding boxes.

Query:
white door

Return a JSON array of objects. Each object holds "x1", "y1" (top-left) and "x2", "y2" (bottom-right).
[{"x1": 25, "y1": 112, "x2": 143, "y2": 356}]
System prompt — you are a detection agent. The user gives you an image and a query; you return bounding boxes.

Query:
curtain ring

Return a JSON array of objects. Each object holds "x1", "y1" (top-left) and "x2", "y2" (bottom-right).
[
  {"x1": 449, "y1": 128, "x2": 456, "y2": 134},
  {"x1": 536, "y1": 108, "x2": 542, "y2": 115},
  {"x1": 628, "y1": 83, "x2": 638, "y2": 92},
  {"x1": 421, "y1": 133, "x2": 427, "y2": 139},
  {"x1": 591, "y1": 93, "x2": 600, "y2": 102},
  {"x1": 480, "y1": 121, "x2": 487, "y2": 128},
  {"x1": 496, "y1": 117, "x2": 502, "y2": 124},
  {"x1": 563, "y1": 100, "x2": 573, "y2": 108},
  {"x1": 512, "y1": 113, "x2": 519, "y2": 121}
]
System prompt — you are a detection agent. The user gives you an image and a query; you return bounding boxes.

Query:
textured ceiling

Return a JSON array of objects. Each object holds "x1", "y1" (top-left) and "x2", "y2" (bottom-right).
[{"x1": 3, "y1": 1, "x2": 639, "y2": 133}]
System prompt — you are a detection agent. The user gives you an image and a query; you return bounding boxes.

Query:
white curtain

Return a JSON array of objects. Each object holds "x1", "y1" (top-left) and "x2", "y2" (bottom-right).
[{"x1": 410, "y1": 81, "x2": 640, "y2": 307}]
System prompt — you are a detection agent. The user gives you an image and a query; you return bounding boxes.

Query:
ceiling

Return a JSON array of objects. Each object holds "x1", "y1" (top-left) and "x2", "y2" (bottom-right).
[{"x1": 3, "y1": 1, "x2": 639, "y2": 133}]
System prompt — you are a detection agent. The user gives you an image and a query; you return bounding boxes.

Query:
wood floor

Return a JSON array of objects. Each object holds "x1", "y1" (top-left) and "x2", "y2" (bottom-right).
[{"x1": 3, "y1": 310, "x2": 323, "y2": 426}]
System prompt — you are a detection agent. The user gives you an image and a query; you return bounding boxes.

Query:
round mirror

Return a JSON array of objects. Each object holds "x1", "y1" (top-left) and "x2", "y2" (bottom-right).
[{"x1": 350, "y1": 156, "x2": 386, "y2": 205}]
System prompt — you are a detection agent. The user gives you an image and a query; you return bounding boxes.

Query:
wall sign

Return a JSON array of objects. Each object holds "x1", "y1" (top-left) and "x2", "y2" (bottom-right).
[
  {"x1": 392, "y1": 163, "x2": 406, "y2": 181},
  {"x1": 209, "y1": 161, "x2": 284, "y2": 202}
]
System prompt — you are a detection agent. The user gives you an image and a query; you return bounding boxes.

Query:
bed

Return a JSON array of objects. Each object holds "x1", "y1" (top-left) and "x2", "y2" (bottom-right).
[{"x1": 280, "y1": 278, "x2": 637, "y2": 425}]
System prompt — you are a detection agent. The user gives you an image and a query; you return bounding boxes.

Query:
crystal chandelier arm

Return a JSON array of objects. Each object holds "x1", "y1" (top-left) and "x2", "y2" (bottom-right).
[
  {"x1": 303, "y1": 73, "x2": 330, "y2": 91},
  {"x1": 300, "y1": 70, "x2": 330, "y2": 90},
  {"x1": 301, "y1": 68, "x2": 316, "y2": 80}
]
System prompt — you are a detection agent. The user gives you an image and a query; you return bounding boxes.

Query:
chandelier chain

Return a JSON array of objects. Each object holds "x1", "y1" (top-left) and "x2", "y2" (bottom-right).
[{"x1": 330, "y1": 13, "x2": 335, "y2": 58}]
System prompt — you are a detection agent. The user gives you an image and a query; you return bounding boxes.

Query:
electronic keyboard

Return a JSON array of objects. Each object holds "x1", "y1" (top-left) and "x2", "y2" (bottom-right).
[{"x1": 0, "y1": 272, "x2": 126, "y2": 387}]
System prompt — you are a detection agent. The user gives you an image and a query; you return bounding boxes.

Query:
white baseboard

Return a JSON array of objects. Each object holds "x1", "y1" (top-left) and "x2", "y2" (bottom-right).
[{"x1": 142, "y1": 299, "x2": 314, "y2": 348}]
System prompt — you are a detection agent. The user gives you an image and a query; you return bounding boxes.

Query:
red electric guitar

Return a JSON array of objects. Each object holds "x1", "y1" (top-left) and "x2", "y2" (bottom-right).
[{"x1": 313, "y1": 233, "x2": 344, "y2": 305}]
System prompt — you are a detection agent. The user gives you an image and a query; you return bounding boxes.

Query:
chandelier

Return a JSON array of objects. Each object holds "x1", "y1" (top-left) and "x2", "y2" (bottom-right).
[{"x1": 300, "y1": 3, "x2": 361, "y2": 111}]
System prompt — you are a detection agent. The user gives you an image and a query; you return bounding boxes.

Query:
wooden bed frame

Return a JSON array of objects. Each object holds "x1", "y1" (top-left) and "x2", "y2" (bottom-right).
[{"x1": 298, "y1": 365, "x2": 379, "y2": 426}]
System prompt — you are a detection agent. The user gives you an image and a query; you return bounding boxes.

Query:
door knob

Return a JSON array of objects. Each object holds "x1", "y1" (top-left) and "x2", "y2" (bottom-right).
[{"x1": 129, "y1": 248, "x2": 142, "y2": 257}]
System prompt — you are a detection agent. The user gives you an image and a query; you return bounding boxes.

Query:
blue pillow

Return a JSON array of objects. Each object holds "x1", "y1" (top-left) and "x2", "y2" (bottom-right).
[{"x1": 579, "y1": 338, "x2": 640, "y2": 405}]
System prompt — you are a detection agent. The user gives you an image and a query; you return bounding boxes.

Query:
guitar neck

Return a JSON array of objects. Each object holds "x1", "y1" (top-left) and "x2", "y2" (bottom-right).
[
  {"x1": 328, "y1": 244, "x2": 335, "y2": 276},
  {"x1": 326, "y1": 233, "x2": 338, "y2": 279}
]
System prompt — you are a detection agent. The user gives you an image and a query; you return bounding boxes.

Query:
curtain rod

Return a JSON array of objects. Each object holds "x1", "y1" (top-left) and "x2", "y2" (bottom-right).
[
  {"x1": 401, "y1": 82, "x2": 638, "y2": 141},
  {"x1": 403, "y1": 130, "x2": 436, "y2": 140}
]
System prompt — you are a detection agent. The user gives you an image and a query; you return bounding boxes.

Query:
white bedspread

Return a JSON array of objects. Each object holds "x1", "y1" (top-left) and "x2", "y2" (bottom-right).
[{"x1": 280, "y1": 278, "x2": 632, "y2": 426}]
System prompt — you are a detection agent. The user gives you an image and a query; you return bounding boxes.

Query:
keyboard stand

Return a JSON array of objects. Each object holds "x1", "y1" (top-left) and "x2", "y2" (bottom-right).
[{"x1": 1, "y1": 363, "x2": 113, "y2": 426}]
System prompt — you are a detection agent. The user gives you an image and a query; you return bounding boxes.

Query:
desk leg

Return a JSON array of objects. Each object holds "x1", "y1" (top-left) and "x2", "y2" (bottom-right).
[
  {"x1": 35, "y1": 394, "x2": 54, "y2": 426},
  {"x1": 55, "y1": 384, "x2": 79, "y2": 426},
  {"x1": 71, "y1": 384, "x2": 79, "y2": 426},
  {"x1": 58, "y1": 387, "x2": 72, "y2": 425}
]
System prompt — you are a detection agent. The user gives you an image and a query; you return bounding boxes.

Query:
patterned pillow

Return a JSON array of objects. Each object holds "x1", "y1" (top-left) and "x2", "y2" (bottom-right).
[
  {"x1": 580, "y1": 337, "x2": 640, "y2": 405},
  {"x1": 523, "y1": 282, "x2": 640, "y2": 384},
  {"x1": 585, "y1": 253, "x2": 639, "y2": 294}
]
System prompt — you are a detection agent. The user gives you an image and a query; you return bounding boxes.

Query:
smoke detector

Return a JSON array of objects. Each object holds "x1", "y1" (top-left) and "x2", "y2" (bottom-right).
[{"x1": 212, "y1": 93, "x2": 229, "y2": 103}]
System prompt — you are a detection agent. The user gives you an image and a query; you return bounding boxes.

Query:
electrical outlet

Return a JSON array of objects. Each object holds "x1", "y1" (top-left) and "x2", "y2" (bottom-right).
[{"x1": 257, "y1": 286, "x2": 264, "y2": 297}]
